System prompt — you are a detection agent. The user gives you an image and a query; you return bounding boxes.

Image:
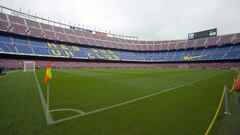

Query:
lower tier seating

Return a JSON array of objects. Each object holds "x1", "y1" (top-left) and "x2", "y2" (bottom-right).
[
  {"x1": 0, "y1": 58, "x2": 239, "y2": 69},
  {"x1": 0, "y1": 34, "x2": 239, "y2": 62}
]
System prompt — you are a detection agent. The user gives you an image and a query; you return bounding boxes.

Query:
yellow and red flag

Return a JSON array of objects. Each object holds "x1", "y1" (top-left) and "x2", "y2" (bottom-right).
[
  {"x1": 232, "y1": 77, "x2": 240, "y2": 93},
  {"x1": 44, "y1": 61, "x2": 52, "y2": 84}
]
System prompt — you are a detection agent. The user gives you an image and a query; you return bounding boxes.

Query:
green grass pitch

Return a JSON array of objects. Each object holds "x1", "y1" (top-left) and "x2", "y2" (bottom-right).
[{"x1": 0, "y1": 68, "x2": 239, "y2": 135}]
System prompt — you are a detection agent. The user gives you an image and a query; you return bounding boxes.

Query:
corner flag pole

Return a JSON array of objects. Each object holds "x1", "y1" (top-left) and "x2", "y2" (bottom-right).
[
  {"x1": 44, "y1": 61, "x2": 52, "y2": 124},
  {"x1": 47, "y1": 81, "x2": 50, "y2": 124},
  {"x1": 224, "y1": 84, "x2": 231, "y2": 115}
]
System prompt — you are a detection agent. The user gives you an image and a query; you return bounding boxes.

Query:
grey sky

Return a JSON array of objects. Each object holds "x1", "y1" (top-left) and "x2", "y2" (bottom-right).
[{"x1": 0, "y1": 0, "x2": 240, "y2": 40}]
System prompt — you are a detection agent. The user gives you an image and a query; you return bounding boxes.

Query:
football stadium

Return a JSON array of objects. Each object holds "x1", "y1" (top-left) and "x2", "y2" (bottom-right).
[{"x1": 0, "y1": 1, "x2": 240, "y2": 135}]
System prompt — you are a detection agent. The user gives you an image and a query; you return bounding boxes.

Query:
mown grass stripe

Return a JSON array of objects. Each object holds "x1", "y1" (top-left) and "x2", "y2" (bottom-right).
[{"x1": 50, "y1": 72, "x2": 223, "y2": 125}]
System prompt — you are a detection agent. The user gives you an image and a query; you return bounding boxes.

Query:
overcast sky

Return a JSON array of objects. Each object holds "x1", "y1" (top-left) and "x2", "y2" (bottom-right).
[{"x1": 0, "y1": 0, "x2": 240, "y2": 40}]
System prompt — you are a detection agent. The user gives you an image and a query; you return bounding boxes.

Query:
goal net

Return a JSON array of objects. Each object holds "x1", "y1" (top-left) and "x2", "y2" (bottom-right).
[
  {"x1": 178, "y1": 64, "x2": 189, "y2": 69},
  {"x1": 23, "y1": 61, "x2": 35, "y2": 72}
]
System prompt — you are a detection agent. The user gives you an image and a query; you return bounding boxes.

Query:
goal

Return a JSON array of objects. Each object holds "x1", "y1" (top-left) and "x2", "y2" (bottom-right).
[
  {"x1": 23, "y1": 61, "x2": 36, "y2": 72},
  {"x1": 178, "y1": 64, "x2": 189, "y2": 69}
]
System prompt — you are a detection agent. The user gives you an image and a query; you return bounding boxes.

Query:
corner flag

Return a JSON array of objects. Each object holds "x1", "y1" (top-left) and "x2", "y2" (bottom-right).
[
  {"x1": 44, "y1": 61, "x2": 52, "y2": 124},
  {"x1": 44, "y1": 61, "x2": 52, "y2": 84},
  {"x1": 232, "y1": 77, "x2": 240, "y2": 93}
]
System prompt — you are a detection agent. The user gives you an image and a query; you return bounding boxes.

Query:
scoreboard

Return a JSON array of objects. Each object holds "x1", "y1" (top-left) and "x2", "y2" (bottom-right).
[{"x1": 188, "y1": 28, "x2": 217, "y2": 40}]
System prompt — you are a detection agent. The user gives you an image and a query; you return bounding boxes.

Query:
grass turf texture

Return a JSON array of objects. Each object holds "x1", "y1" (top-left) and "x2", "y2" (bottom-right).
[{"x1": 0, "y1": 68, "x2": 238, "y2": 135}]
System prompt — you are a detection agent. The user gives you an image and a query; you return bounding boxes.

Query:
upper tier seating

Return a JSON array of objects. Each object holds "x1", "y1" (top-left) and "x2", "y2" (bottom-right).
[{"x1": 0, "y1": 12, "x2": 240, "y2": 51}]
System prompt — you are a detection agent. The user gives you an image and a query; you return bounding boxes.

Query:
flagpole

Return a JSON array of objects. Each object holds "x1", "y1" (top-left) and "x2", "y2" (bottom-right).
[
  {"x1": 44, "y1": 61, "x2": 52, "y2": 124},
  {"x1": 224, "y1": 84, "x2": 231, "y2": 115},
  {"x1": 47, "y1": 82, "x2": 50, "y2": 124}
]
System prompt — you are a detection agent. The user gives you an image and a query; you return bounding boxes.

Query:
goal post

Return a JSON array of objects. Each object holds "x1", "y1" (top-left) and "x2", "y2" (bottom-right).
[
  {"x1": 23, "y1": 61, "x2": 36, "y2": 72},
  {"x1": 178, "y1": 64, "x2": 189, "y2": 69}
]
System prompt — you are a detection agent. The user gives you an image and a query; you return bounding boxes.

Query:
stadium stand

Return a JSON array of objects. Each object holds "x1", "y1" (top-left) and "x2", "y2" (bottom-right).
[
  {"x1": 0, "y1": 34, "x2": 239, "y2": 62},
  {"x1": 0, "y1": 6, "x2": 239, "y2": 69},
  {"x1": 0, "y1": 58, "x2": 239, "y2": 69}
]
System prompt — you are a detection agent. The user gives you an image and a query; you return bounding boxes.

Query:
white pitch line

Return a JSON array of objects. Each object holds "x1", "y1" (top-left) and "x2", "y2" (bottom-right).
[
  {"x1": 50, "y1": 72, "x2": 224, "y2": 125},
  {"x1": 50, "y1": 108, "x2": 86, "y2": 115},
  {"x1": 0, "y1": 70, "x2": 20, "y2": 78},
  {"x1": 7, "y1": 70, "x2": 20, "y2": 74},
  {"x1": 33, "y1": 72, "x2": 54, "y2": 123}
]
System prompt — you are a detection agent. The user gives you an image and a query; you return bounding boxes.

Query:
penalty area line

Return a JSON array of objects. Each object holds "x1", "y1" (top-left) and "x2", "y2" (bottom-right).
[{"x1": 50, "y1": 72, "x2": 224, "y2": 125}]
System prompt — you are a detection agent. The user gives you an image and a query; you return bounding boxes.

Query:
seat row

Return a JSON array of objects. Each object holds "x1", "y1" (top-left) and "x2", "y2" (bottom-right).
[{"x1": 0, "y1": 12, "x2": 240, "y2": 51}]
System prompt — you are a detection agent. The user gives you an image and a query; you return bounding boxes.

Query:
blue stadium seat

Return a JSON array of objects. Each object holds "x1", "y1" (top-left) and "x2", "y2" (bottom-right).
[
  {"x1": 0, "y1": 34, "x2": 240, "y2": 62},
  {"x1": 16, "y1": 45, "x2": 33, "y2": 54}
]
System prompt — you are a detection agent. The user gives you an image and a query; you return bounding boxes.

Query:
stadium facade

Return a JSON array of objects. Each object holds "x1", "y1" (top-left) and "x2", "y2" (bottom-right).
[{"x1": 0, "y1": 6, "x2": 239, "y2": 69}]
